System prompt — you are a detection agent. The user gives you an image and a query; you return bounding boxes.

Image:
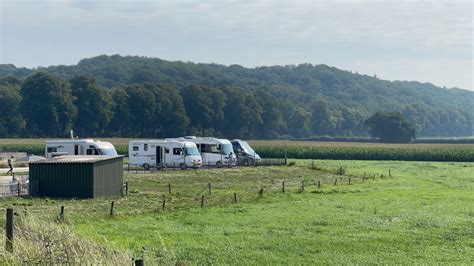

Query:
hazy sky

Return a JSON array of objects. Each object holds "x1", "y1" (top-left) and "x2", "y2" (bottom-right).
[{"x1": 1, "y1": 0, "x2": 472, "y2": 90}]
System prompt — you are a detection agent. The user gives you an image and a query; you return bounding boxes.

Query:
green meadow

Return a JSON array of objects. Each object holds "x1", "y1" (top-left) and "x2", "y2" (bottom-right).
[{"x1": 0, "y1": 160, "x2": 472, "y2": 263}]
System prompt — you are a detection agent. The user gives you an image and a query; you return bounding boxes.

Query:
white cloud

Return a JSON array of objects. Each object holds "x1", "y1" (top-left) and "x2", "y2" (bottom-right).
[{"x1": 0, "y1": 0, "x2": 472, "y2": 89}]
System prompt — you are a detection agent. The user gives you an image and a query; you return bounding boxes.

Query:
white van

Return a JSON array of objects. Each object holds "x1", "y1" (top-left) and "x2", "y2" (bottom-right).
[
  {"x1": 176, "y1": 137, "x2": 236, "y2": 168},
  {"x1": 128, "y1": 139, "x2": 202, "y2": 170},
  {"x1": 45, "y1": 139, "x2": 118, "y2": 159}
]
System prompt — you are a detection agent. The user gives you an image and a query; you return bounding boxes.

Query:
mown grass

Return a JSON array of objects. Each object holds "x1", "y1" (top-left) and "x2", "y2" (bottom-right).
[{"x1": 0, "y1": 160, "x2": 472, "y2": 264}]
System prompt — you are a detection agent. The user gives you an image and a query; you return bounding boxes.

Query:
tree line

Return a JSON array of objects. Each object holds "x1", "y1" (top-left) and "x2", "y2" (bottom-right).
[{"x1": 1, "y1": 55, "x2": 473, "y2": 138}]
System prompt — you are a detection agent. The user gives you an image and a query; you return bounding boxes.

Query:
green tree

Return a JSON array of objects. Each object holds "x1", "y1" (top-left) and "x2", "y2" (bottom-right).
[
  {"x1": 364, "y1": 112, "x2": 416, "y2": 143},
  {"x1": 70, "y1": 76, "x2": 114, "y2": 137},
  {"x1": 0, "y1": 78, "x2": 25, "y2": 136},
  {"x1": 20, "y1": 72, "x2": 77, "y2": 137},
  {"x1": 108, "y1": 87, "x2": 132, "y2": 136}
]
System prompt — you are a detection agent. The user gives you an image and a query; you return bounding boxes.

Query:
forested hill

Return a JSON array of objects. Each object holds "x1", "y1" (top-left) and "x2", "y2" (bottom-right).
[{"x1": 0, "y1": 55, "x2": 473, "y2": 138}]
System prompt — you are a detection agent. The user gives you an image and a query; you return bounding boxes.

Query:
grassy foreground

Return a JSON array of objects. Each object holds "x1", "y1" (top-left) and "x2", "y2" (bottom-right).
[{"x1": 0, "y1": 160, "x2": 472, "y2": 263}]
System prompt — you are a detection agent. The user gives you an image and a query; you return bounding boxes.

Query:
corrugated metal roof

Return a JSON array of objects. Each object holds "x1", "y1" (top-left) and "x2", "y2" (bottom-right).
[{"x1": 30, "y1": 155, "x2": 124, "y2": 164}]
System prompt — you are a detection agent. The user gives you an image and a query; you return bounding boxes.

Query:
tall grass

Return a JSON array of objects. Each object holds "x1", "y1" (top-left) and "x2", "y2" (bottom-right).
[{"x1": 0, "y1": 210, "x2": 131, "y2": 263}]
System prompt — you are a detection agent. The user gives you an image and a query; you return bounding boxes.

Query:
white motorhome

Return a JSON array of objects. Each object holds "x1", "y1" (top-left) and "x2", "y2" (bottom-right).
[
  {"x1": 128, "y1": 139, "x2": 202, "y2": 170},
  {"x1": 45, "y1": 139, "x2": 118, "y2": 159},
  {"x1": 176, "y1": 136, "x2": 236, "y2": 168}
]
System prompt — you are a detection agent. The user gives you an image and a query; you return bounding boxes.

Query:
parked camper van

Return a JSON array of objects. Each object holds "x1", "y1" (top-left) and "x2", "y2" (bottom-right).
[
  {"x1": 128, "y1": 139, "x2": 202, "y2": 170},
  {"x1": 45, "y1": 139, "x2": 118, "y2": 159},
  {"x1": 178, "y1": 137, "x2": 236, "y2": 168},
  {"x1": 231, "y1": 139, "x2": 261, "y2": 166}
]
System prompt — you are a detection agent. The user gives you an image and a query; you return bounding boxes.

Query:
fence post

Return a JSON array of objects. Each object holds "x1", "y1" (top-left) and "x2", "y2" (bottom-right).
[
  {"x1": 125, "y1": 182, "x2": 129, "y2": 196},
  {"x1": 162, "y1": 197, "x2": 166, "y2": 211},
  {"x1": 59, "y1": 206, "x2": 65, "y2": 221},
  {"x1": 168, "y1": 183, "x2": 171, "y2": 194},
  {"x1": 259, "y1": 188, "x2": 264, "y2": 198},
  {"x1": 110, "y1": 201, "x2": 115, "y2": 217},
  {"x1": 201, "y1": 195, "x2": 205, "y2": 208},
  {"x1": 348, "y1": 178, "x2": 351, "y2": 185},
  {"x1": 282, "y1": 181, "x2": 285, "y2": 193},
  {"x1": 17, "y1": 182, "x2": 21, "y2": 197},
  {"x1": 5, "y1": 208, "x2": 13, "y2": 253},
  {"x1": 389, "y1": 169, "x2": 391, "y2": 177},
  {"x1": 301, "y1": 180, "x2": 304, "y2": 192},
  {"x1": 318, "y1": 180, "x2": 321, "y2": 188},
  {"x1": 334, "y1": 179, "x2": 337, "y2": 186},
  {"x1": 312, "y1": 160, "x2": 314, "y2": 169},
  {"x1": 208, "y1": 183, "x2": 211, "y2": 195},
  {"x1": 284, "y1": 142, "x2": 288, "y2": 165},
  {"x1": 233, "y1": 192, "x2": 237, "y2": 203}
]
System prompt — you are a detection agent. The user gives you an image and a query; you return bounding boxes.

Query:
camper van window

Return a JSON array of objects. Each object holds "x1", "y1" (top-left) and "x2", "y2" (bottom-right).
[
  {"x1": 210, "y1": 144, "x2": 220, "y2": 154},
  {"x1": 86, "y1": 149, "x2": 96, "y2": 155},
  {"x1": 47, "y1": 147, "x2": 57, "y2": 153},
  {"x1": 144, "y1": 144, "x2": 148, "y2": 151},
  {"x1": 173, "y1": 148, "x2": 182, "y2": 155},
  {"x1": 133, "y1": 146, "x2": 139, "y2": 151},
  {"x1": 165, "y1": 148, "x2": 170, "y2": 153}
]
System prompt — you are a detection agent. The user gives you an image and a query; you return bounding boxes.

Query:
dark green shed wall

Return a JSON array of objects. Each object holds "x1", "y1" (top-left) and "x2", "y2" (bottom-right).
[{"x1": 29, "y1": 157, "x2": 123, "y2": 198}]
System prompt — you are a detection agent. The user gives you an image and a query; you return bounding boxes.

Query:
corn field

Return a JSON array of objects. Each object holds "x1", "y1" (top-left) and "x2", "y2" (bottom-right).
[{"x1": 1, "y1": 140, "x2": 473, "y2": 162}]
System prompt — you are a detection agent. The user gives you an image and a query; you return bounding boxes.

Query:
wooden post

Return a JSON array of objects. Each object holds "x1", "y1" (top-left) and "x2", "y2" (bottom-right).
[
  {"x1": 6, "y1": 208, "x2": 13, "y2": 253},
  {"x1": 135, "y1": 164, "x2": 138, "y2": 173},
  {"x1": 168, "y1": 183, "x2": 171, "y2": 194},
  {"x1": 284, "y1": 141, "x2": 288, "y2": 165},
  {"x1": 318, "y1": 180, "x2": 321, "y2": 188},
  {"x1": 60, "y1": 206, "x2": 65, "y2": 221},
  {"x1": 389, "y1": 169, "x2": 391, "y2": 177},
  {"x1": 312, "y1": 160, "x2": 314, "y2": 169},
  {"x1": 201, "y1": 195, "x2": 205, "y2": 208},
  {"x1": 162, "y1": 197, "x2": 166, "y2": 211},
  {"x1": 110, "y1": 201, "x2": 115, "y2": 217},
  {"x1": 282, "y1": 181, "x2": 285, "y2": 193},
  {"x1": 208, "y1": 183, "x2": 211, "y2": 195},
  {"x1": 334, "y1": 179, "x2": 337, "y2": 186},
  {"x1": 125, "y1": 182, "x2": 129, "y2": 196},
  {"x1": 233, "y1": 192, "x2": 237, "y2": 203},
  {"x1": 259, "y1": 188, "x2": 263, "y2": 198},
  {"x1": 301, "y1": 180, "x2": 304, "y2": 192},
  {"x1": 135, "y1": 259, "x2": 144, "y2": 266},
  {"x1": 348, "y1": 178, "x2": 351, "y2": 185},
  {"x1": 381, "y1": 173, "x2": 384, "y2": 179},
  {"x1": 128, "y1": 163, "x2": 130, "y2": 173},
  {"x1": 17, "y1": 182, "x2": 21, "y2": 197}
]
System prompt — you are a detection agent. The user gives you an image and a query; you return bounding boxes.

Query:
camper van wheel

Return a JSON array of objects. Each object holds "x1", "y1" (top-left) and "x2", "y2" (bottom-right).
[
  {"x1": 180, "y1": 163, "x2": 187, "y2": 170},
  {"x1": 244, "y1": 159, "x2": 249, "y2": 166},
  {"x1": 216, "y1": 161, "x2": 223, "y2": 168},
  {"x1": 143, "y1": 163, "x2": 150, "y2": 171}
]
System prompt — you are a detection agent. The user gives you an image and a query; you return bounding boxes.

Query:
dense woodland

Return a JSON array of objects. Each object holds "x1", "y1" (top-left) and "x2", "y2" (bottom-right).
[{"x1": 0, "y1": 55, "x2": 473, "y2": 139}]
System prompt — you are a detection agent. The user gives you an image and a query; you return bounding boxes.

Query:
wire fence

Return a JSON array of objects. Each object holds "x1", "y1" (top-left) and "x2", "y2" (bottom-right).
[{"x1": 0, "y1": 176, "x2": 30, "y2": 197}]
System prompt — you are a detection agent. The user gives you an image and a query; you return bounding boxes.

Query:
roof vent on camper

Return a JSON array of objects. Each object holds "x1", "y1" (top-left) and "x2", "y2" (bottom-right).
[{"x1": 184, "y1": 136, "x2": 196, "y2": 139}]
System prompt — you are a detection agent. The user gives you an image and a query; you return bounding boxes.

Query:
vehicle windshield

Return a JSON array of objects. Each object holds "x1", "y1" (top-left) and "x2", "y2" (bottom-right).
[
  {"x1": 99, "y1": 148, "x2": 118, "y2": 156},
  {"x1": 240, "y1": 141, "x2": 255, "y2": 155},
  {"x1": 221, "y1": 144, "x2": 233, "y2": 155},
  {"x1": 185, "y1": 147, "x2": 200, "y2": 156}
]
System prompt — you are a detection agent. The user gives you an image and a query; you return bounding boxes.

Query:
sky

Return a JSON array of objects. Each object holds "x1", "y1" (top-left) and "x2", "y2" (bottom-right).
[{"x1": 0, "y1": 0, "x2": 472, "y2": 90}]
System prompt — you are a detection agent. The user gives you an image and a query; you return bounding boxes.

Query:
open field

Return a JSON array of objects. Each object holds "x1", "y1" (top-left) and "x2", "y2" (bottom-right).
[
  {"x1": 1, "y1": 138, "x2": 474, "y2": 162},
  {"x1": 0, "y1": 160, "x2": 473, "y2": 263}
]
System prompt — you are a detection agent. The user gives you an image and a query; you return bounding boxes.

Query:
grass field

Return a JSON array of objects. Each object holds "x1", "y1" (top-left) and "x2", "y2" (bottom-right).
[{"x1": 0, "y1": 160, "x2": 472, "y2": 263}]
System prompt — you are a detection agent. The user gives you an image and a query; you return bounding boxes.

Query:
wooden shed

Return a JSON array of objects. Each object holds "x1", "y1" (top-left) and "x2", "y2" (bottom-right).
[{"x1": 29, "y1": 155, "x2": 124, "y2": 198}]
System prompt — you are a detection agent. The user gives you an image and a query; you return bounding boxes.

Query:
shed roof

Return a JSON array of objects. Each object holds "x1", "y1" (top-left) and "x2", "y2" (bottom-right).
[{"x1": 30, "y1": 155, "x2": 123, "y2": 164}]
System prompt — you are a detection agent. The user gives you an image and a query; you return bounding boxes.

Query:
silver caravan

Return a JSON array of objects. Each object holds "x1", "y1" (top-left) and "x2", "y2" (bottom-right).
[
  {"x1": 128, "y1": 139, "x2": 202, "y2": 170},
  {"x1": 177, "y1": 136, "x2": 236, "y2": 168},
  {"x1": 45, "y1": 139, "x2": 118, "y2": 159}
]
